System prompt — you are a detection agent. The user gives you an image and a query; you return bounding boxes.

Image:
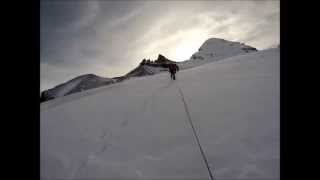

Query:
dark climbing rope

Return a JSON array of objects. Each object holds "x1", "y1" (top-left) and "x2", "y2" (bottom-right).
[{"x1": 178, "y1": 87, "x2": 215, "y2": 180}]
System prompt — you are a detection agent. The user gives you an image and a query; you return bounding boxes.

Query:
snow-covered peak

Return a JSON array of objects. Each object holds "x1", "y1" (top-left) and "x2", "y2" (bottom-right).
[
  {"x1": 199, "y1": 38, "x2": 228, "y2": 49},
  {"x1": 195, "y1": 38, "x2": 257, "y2": 58},
  {"x1": 179, "y1": 38, "x2": 258, "y2": 69}
]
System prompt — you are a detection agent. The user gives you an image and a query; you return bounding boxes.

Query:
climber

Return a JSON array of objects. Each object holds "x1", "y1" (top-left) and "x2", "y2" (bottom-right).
[{"x1": 168, "y1": 63, "x2": 179, "y2": 80}]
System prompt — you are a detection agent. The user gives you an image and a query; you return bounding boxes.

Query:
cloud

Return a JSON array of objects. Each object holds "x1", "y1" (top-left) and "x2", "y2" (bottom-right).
[
  {"x1": 41, "y1": 0, "x2": 279, "y2": 91},
  {"x1": 41, "y1": 1, "x2": 100, "y2": 33}
]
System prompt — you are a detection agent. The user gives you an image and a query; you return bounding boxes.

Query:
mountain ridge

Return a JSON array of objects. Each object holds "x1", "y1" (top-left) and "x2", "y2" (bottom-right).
[{"x1": 40, "y1": 38, "x2": 258, "y2": 102}]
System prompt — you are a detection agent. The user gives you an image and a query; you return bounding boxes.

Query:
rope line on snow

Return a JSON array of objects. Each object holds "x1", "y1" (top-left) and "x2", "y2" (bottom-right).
[{"x1": 178, "y1": 87, "x2": 215, "y2": 180}]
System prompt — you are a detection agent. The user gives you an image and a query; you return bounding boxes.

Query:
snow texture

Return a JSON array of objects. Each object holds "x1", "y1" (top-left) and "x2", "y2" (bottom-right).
[{"x1": 41, "y1": 48, "x2": 279, "y2": 180}]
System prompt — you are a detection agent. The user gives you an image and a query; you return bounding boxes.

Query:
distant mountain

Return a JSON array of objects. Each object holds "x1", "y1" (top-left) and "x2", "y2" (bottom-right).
[
  {"x1": 40, "y1": 74, "x2": 114, "y2": 102},
  {"x1": 41, "y1": 38, "x2": 258, "y2": 103}
]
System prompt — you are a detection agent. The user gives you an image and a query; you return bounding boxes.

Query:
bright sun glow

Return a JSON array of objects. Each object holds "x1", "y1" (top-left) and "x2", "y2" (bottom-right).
[
  {"x1": 173, "y1": 43, "x2": 200, "y2": 61},
  {"x1": 140, "y1": 28, "x2": 210, "y2": 62},
  {"x1": 169, "y1": 29, "x2": 209, "y2": 61}
]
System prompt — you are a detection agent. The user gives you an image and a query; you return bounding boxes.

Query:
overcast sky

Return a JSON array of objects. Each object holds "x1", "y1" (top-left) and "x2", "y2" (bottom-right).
[{"x1": 41, "y1": 0, "x2": 279, "y2": 91}]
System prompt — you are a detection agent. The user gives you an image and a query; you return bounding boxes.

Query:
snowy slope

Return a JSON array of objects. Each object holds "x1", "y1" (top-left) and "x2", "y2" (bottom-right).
[
  {"x1": 179, "y1": 38, "x2": 257, "y2": 70},
  {"x1": 41, "y1": 48, "x2": 279, "y2": 180}
]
